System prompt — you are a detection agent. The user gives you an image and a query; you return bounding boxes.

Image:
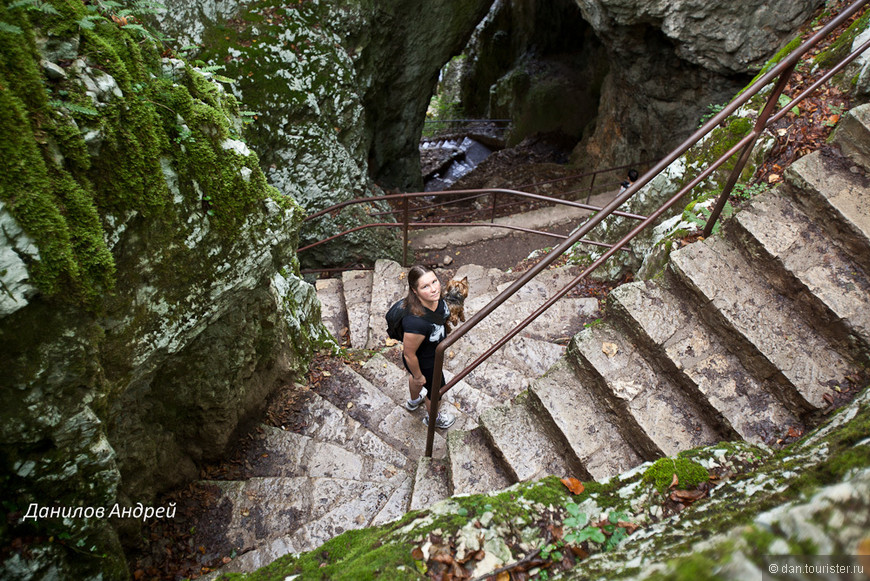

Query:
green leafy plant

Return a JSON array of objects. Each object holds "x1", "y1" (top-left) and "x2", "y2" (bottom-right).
[
  {"x1": 778, "y1": 94, "x2": 801, "y2": 116},
  {"x1": 699, "y1": 102, "x2": 725, "y2": 126},
  {"x1": 49, "y1": 100, "x2": 100, "y2": 117},
  {"x1": 732, "y1": 182, "x2": 769, "y2": 200}
]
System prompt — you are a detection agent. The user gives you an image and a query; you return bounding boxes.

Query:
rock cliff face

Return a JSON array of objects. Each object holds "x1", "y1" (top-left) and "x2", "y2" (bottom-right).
[
  {"x1": 572, "y1": 0, "x2": 824, "y2": 168},
  {"x1": 457, "y1": 0, "x2": 823, "y2": 169},
  {"x1": 153, "y1": 0, "x2": 491, "y2": 258},
  {"x1": 0, "y1": 1, "x2": 330, "y2": 578},
  {"x1": 334, "y1": 0, "x2": 494, "y2": 191}
]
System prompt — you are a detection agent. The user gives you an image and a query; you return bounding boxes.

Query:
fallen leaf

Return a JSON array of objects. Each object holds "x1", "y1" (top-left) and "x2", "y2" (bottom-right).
[
  {"x1": 561, "y1": 477, "x2": 585, "y2": 495},
  {"x1": 347, "y1": 402, "x2": 354, "y2": 409},
  {"x1": 496, "y1": 571, "x2": 510, "y2": 581},
  {"x1": 322, "y1": 370, "x2": 331, "y2": 377},
  {"x1": 669, "y1": 489, "x2": 707, "y2": 503},
  {"x1": 411, "y1": 547, "x2": 424, "y2": 560},
  {"x1": 787, "y1": 426, "x2": 803, "y2": 438},
  {"x1": 385, "y1": 338, "x2": 399, "y2": 347},
  {"x1": 768, "y1": 173, "x2": 781, "y2": 183},
  {"x1": 601, "y1": 342, "x2": 619, "y2": 357},
  {"x1": 669, "y1": 472, "x2": 679, "y2": 489}
]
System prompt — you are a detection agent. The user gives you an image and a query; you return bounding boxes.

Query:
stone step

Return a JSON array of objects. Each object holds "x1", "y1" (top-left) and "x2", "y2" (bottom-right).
[
  {"x1": 445, "y1": 335, "x2": 564, "y2": 404},
  {"x1": 832, "y1": 102, "x2": 870, "y2": 170},
  {"x1": 200, "y1": 475, "x2": 401, "y2": 558},
  {"x1": 245, "y1": 425, "x2": 408, "y2": 483},
  {"x1": 568, "y1": 324, "x2": 724, "y2": 458},
  {"x1": 358, "y1": 351, "x2": 477, "y2": 432},
  {"x1": 317, "y1": 362, "x2": 447, "y2": 459},
  {"x1": 670, "y1": 234, "x2": 854, "y2": 411},
  {"x1": 454, "y1": 263, "x2": 510, "y2": 296},
  {"x1": 409, "y1": 456, "x2": 450, "y2": 511},
  {"x1": 371, "y1": 473, "x2": 414, "y2": 526},
  {"x1": 528, "y1": 359, "x2": 642, "y2": 481},
  {"x1": 366, "y1": 259, "x2": 408, "y2": 348},
  {"x1": 446, "y1": 427, "x2": 514, "y2": 495},
  {"x1": 784, "y1": 148, "x2": 870, "y2": 273},
  {"x1": 315, "y1": 278, "x2": 348, "y2": 345},
  {"x1": 479, "y1": 391, "x2": 587, "y2": 482},
  {"x1": 342, "y1": 269, "x2": 373, "y2": 349},
  {"x1": 277, "y1": 387, "x2": 410, "y2": 471},
  {"x1": 733, "y1": 189, "x2": 870, "y2": 353},
  {"x1": 610, "y1": 280, "x2": 801, "y2": 444}
]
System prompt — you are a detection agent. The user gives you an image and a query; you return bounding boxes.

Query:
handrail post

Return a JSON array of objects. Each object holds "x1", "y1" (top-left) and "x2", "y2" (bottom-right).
[
  {"x1": 702, "y1": 63, "x2": 795, "y2": 238},
  {"x1": 424, "y1": 351, "x2": 445, "y2": 457},
  {"x1": 586, "y1": 171, "x2": 597, "y2": 204},
  {"x1": 402, "y1": 195, "x2": 410, "y2": 267},
  {"x1": 490, "y1": 191, "x2": 498, "y2": 223}
]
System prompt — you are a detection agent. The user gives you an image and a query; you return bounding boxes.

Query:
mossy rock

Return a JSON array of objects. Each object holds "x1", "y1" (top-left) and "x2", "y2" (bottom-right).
[{"x1": 642, "y1": 457, "x2": 709, "y2": 495}]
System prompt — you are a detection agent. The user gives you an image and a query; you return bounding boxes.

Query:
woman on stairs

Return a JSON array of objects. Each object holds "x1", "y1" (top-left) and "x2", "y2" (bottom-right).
[{"x1": 401, "y1": 265, "x2": 456, "y2": 429}]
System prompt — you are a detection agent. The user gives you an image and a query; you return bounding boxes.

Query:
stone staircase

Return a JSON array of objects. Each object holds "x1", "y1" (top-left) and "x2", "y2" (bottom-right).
[{"x1": 198, "y1": 105, "x2": 870, "y2": 576}]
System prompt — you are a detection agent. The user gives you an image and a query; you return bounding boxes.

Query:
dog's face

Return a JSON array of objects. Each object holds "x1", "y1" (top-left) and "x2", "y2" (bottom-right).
[{"x1": 443, "y1": 276, "x2": 468, "y2": 300}]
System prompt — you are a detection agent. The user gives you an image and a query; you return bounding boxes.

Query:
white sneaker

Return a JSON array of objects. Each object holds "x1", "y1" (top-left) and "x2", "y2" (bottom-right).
[
  {"x1": 423, "y1": 412, "x2": 455, "y2": 429},
  {"x1": 404, "y1": 388, "x2": 427, "y2": 411}
]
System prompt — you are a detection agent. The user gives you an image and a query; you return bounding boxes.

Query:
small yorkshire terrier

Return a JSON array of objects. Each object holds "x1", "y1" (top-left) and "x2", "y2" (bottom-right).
[{"x1": 442, "y1": 276, "x2": 468, "y2": 332}]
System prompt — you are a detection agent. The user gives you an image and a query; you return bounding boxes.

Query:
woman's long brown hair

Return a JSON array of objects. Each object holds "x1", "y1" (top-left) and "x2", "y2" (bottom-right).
[{"x1": 405, "y1": 265, "x2": 436, "y2": 317}]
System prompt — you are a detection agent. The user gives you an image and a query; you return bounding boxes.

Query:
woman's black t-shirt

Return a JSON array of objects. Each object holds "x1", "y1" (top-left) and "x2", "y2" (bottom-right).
[{"x1": 402, "y1": 299, "x2": 449, "y2": 369}]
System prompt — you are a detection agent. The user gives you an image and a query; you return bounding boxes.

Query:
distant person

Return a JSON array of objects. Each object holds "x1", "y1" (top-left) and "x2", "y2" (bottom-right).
[{"x1": 619, "y1": 168, "x2": 639, "y2": 194}]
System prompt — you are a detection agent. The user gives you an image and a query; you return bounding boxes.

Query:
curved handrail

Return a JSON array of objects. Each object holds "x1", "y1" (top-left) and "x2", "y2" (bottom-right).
[
  {"x1": 300, "y1": 187, "x2": 647, "y2": 266},
  {"x1": 422, "y1": 0, "x2": 870, "y2": 454}
]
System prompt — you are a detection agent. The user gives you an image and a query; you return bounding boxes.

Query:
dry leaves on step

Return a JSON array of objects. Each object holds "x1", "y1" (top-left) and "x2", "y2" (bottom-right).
[
  {"x1": 561, "y1": 477, "x2": 585, "y2": 495},
  {"x1": 601, "y1": 342, "x2": 619, "y2": 357}
]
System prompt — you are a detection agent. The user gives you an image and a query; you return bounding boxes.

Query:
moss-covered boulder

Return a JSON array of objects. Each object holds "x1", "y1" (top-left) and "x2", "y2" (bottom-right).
[{"x1": 0, "y1": 1, "x2": 331, "y2": 577}]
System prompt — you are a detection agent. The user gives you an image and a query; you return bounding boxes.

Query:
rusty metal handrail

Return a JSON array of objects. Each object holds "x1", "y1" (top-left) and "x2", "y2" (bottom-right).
[
  {"x1": 367, "y1": 160, "x2": 654, "y2": 221},
  {"x1": 300, "y1": 188, "x2": 647, "y2": 265},
  {"x1": 423, "y1": 0, "x2": 870, "y2": 454}
]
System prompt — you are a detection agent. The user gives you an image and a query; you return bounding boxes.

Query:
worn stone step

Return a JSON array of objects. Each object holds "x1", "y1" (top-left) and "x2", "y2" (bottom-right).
[
  {"x1": 528, "y1": 359, "x2": 642, "y2": 481},
  {"x1": 409, "y1": 456, "x2": 450, "y2": 511},
  {"x1": 246, "y1": 425, "x2": 407, "y2": 483},
  {"x1": 277, "y1": 387, "x2": 410, "y2": 471},
  {"x1": 446, "y1": 427, "x2": 514, "y2": 495},
  {"x1": 289, "y1": 472, "x2": 408, "y2": 553},
  {"x1": 832, "y1": 103, "x2": 870, "y2": 170},
  {"x1": 358, "y1": 352, "x2": 477, "y2": 432},
  {"x1": 371, "y1": 474, "x2": 414, "y2": 526},
  {"x1": 318, "y1": 362, "x2": 447, "y2": 459},
  {"x1": 200, "y1": 475, "x2": 400, "y2": 558},
  {"x1": 366, "y1": 259, "x2": 409, "y2": 348},
  {"x1": 784, "y1": 148, "x2": 870, "y2": 273},
  {"x1": 454, "y1": 263, "x2": 510, "y2": 296},
  {"x1": 670, "y1": 235, "x2": 854, "y2": 410},
  {"x1": 733, "y1": 189, "x2": 870, "y2": 352},
  {"x1": 315, "y1": 277, "x2": 348, "y2": 345},
  {"x1": 480, "y1": 391, "x2": 586, "y2": 482},
  {"x1": 569, "y1": 324, "x2": 724, "y2": 458},
  {"x1": 445, "y1": 334, "x2": 564, "y2": 404},
  {"x1": 464, "y1": 292, "x2": 600, "y2": 345},
  {"x1": 342, "y1": 269, "x2": 373, "y2": 349},
  {"x1": 610, "y1": 280, "x2": 801, "y2": 444}
]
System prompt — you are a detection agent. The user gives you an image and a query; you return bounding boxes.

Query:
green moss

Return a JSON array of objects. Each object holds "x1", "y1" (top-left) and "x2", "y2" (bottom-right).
[
  {"x1": 0, "y1": 0, "x2": 290, "y2": 308},
  {"x1": 814, "y1": 10, "x2": 870, "y2": 70},
  {"x1": 221, "y1": 526, "x2": 421, "y2": 581},
  {"x1": 642, "y1": 457, "x2": 709, "y2": 494},
  {"x1": 745, "y1": 35, "x2": 803, "y2": 89},
  {"x1": 644, "y1": 552, "x2": 726, "y2": 581}
]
